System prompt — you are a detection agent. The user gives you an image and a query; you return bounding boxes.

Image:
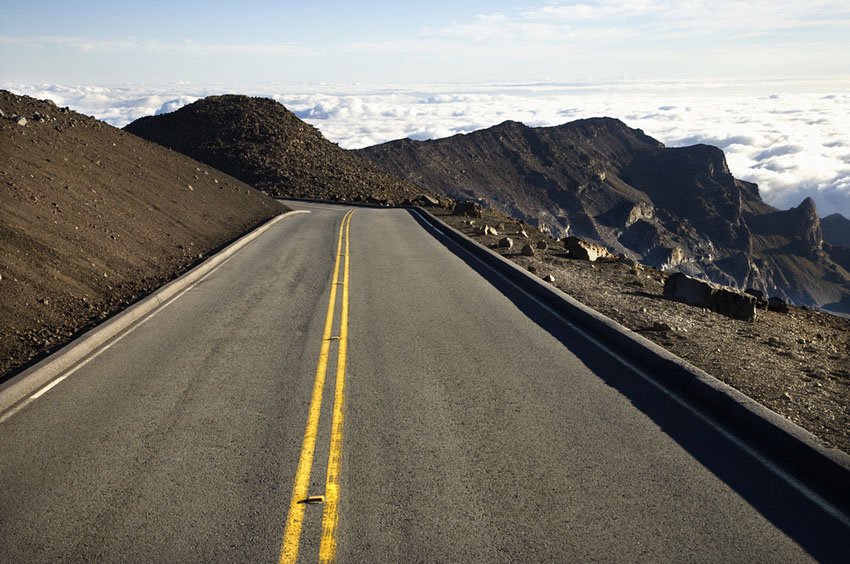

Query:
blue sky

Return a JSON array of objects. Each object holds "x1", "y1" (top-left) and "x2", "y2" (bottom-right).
[{"x1": 2, "y1": 0, "x2": 850, "y2": 84}]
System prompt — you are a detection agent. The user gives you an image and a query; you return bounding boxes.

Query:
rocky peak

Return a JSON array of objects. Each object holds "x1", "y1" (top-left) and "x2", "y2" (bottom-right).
[
  {"x1": 125, "y1": 95, "x2": 426, "y2": 203},
  {"x1": 492, "y1": 119, "x2": 529, "y2": 132},
  {"x1": 822, "y1": 212, "x2": 850, "y2": 247},
  {"x1": 791, "y1": 197, "x2": 823, "y2": 251},
  {"x1": 673, "y1": 144, "x2": 734, "y2": 183},
  {"x1": 554, "y1": 117, "x2": 664, "y2": 149}
]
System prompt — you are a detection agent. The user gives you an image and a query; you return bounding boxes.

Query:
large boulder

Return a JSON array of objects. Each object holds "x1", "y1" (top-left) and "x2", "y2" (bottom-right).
[
  {"x1": 413, "y1": 194, "x2": 441, "y2": 207},
  {"x1": 745, "y1": 288, "x2": 768, "y2": 309},
  {"x1": 663, "y1": 273, "x2": 757, "y2": 321},
  {"x1": 453, "y1": 200, "x2": 483, "y2": 218},
  {"x1": 768, "y1": 296, "x2": 790, "y2": 313},
  {"x1": 564, "y1": 236, "x2": 613, "y2": 262}
]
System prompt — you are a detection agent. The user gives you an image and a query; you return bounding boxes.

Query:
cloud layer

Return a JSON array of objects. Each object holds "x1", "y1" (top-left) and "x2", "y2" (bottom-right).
[{"x1": 4, "y1": 79, "x2": 848, "y2": 217}]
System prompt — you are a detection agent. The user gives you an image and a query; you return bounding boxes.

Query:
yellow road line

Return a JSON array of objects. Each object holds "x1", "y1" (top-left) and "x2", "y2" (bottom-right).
[
  {"x1": 279, "y1": 210, "x2": 352, "y2": 564},
  {"x1": 319, "y1": 209, "x2": 352, "y2": 563}
]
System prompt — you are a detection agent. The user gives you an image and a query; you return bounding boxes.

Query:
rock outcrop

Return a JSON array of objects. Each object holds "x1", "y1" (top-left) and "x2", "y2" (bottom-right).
[
  {"x1": 768, "y1": 296, "x2": 790, "y2": 313},
  {"x1": 564, "y1": 237, "x2": 614, "y2": 262},
  {"x1": 663, "y1": 273, "x2": 758, "y2": 321}
]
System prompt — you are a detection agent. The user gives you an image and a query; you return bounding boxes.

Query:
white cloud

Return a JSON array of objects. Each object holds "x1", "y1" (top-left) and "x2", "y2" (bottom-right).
[
  {"x1": 3, "y1": 79, "x2": 848, "y2": 218},
  {"x1": 156, "y1": 96, "x2": 199, "y2": 116},
  {"x1": 0, "y1": 34, "x2": 309, "y2": 56},
  {"x1": 421, "y1": 0, "x2": 850, "y2": 48}
]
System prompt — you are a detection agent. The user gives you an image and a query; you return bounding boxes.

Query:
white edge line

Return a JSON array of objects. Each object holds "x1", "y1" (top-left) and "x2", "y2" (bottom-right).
[
  {"x1": 1, "y1": 209, "x2": 310, "y2": 422},
  {"x1": 411, "y1": 208, "x2": 850, "y2": 528},
  {"x1": 27, "y1": 283, "x2": 195, "y2": 401},
  {"x1": 29, "y1": 374, "x2": 69, "y2": 399}
]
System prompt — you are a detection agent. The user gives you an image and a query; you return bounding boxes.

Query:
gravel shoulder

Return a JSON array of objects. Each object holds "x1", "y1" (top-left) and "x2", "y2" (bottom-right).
[{"x1": 433, "y1": 207, "x2": 850, "y2": 455}]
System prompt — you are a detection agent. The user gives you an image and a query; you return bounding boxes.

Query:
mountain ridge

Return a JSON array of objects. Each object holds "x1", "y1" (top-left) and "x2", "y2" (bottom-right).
[
  {"x1": 823, "y1": 212, "x2": 850, "y2": 247},
  {"x1": 357, "y1": 117, "x2": 850, "y2": 313}
]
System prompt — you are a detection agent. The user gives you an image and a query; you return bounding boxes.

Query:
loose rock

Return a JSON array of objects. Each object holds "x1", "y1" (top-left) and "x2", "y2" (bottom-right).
[
  {"x1": 745, "y1": 288, "x2": 768, "y2": 309},
  {"x1": 649, "y1": 321, "x2": 674, "y2": 332},
  {"x1": 663, "y1": 272, "x2": 757, "y2": 321},
  {"x1": 498, "y1": 237, "x2": 513, "y2": 249},
  {"x1": 520, "y1": 243, "x2": 535, "y2": 257},
  {"x1": 453, "y1": 200, "x2": 483, "y2": 218},
  {"x1": 415, "y1": 194, "x2": 440, "y2": 207},
  {"x1": 618, "y1": 255, "x2": 639, "y2": 267},
  {"x1": 768, "y1": 296, "x2": 790, "y2": 313},
  {"x1": 564, "y1": 236, "x2": 613, "y2": 261}
]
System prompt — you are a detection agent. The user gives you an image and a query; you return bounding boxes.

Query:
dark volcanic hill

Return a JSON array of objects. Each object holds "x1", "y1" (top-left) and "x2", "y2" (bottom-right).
[
  {"x1": 357, "y1": 118, "x2": 850, "y2": 313},
  {"x1": 0, "y1": 90, "x2": 287, "y2": 379},
  {"x1": 125, "y1": 95, "x2": 429, "y2": 204},
  {"x1": 823, "y1": 213, "x2": 850, "y2": 247}
]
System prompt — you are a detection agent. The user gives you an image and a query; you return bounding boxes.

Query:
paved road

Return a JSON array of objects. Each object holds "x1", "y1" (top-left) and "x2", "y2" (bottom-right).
[{"x1": 1, "y1": 202, "x2": 848, "y2": 562}]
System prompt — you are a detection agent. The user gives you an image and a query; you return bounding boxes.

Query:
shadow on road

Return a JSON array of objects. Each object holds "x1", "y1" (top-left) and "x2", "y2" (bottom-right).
[{"x1": 410, "y1": 209, "x2": 850, "y2": 561}]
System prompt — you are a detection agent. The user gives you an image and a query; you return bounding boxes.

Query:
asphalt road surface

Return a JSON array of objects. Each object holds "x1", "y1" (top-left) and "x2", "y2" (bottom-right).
[{"x1": 1, "y1": 202, "x2": 848, "y2": 562}]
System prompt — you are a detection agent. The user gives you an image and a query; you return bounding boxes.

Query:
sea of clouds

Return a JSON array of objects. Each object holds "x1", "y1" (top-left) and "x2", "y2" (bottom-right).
[{"x1": 4, "y1": 79, "x2": 849, "y2": 218}]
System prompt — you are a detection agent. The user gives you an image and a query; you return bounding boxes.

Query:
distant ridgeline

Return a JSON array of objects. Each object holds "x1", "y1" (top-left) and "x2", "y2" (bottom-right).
[{"x1": 357, "y1": 118, "x2": 850, "y2": 314}]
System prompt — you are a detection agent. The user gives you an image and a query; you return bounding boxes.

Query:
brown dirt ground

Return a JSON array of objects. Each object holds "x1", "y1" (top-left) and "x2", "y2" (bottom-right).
[
  {"x1": 0, "y1": 91, "x2": 287, "y2": 380},
  {"x1": 433, "y1": 207, "x2": 850, "y2": 455}
]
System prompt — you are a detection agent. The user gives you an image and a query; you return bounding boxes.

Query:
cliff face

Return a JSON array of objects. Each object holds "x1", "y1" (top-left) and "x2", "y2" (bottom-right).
[{"x1": 357, "y1": 118, "x2": 850, "y2": 313}]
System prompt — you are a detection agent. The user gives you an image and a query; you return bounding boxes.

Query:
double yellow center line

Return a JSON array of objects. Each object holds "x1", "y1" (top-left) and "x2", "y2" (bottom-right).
[{"x1": 280, "y1": 210, "x2": 354, "y2": 564}]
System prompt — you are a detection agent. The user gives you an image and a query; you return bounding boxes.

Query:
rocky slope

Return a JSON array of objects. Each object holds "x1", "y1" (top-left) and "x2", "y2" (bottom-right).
[
  {"x1": 125, "y1": 95, "x2": 434, "y2": 205},
  {"x1": 0, "y1": 91, "x2": 287, "y2": 379},
  {"x1": 358, "y1": 118, "x2": 850, "y2": 313}
]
